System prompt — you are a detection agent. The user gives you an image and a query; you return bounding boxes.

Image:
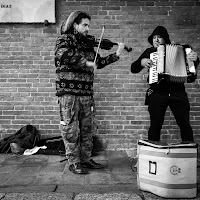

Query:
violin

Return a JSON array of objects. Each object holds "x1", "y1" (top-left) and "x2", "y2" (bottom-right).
[{"x1": 80, "y1": 35, "x2": 132, "y2": 52}]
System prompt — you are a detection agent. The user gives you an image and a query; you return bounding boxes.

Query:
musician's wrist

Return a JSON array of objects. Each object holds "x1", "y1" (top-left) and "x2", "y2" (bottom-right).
[
  {"x1": 116, "y1": 50, "x2": 121, "y2": 57},
  {"x1": 86, "y1": 61, "x2": 95, "y2": 68},
  {"x1": 114, "y1": 52, "x2": 120, "y2": 60}
]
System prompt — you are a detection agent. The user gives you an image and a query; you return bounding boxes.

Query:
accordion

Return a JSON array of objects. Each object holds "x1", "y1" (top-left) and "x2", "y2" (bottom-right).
[{"x1": 149, "y1": 44, "x2": 196, "y2": 84}]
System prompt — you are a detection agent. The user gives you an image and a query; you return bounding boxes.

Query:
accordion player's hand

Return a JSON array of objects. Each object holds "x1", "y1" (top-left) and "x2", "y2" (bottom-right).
[
  {"x1": 141, "y1": 58, "x2": 153, "y2": 69},
  {"x1": 187, "y1": 51, "x2": 198, "y2": 62}
]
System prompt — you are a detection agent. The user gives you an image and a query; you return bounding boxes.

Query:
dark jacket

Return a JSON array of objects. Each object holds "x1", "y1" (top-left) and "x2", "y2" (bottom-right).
[{"x1": 131, "y1": 46, "x2": 199, "y2": 105}]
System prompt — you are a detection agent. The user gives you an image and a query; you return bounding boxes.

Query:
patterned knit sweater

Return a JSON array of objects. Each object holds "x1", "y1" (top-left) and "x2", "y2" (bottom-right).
[{"x1": 55, "y1": 32, "x2": 119, "y2": 96}]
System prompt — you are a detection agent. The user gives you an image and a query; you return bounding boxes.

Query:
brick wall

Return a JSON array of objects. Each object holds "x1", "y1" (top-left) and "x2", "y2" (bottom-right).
[{"x1": 0, "y1": 0, "x2": 200, "y2": 151}]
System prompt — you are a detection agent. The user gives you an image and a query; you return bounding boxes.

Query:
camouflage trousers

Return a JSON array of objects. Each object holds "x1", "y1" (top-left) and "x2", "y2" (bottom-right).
[{"x1": 58, "y1": 94, "x2": 97, "y2": 164}]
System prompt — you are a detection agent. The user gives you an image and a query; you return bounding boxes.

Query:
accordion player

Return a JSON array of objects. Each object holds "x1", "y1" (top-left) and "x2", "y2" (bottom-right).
[{"x1": 149, "y1": 44, "x2": 197, "y2": 84}]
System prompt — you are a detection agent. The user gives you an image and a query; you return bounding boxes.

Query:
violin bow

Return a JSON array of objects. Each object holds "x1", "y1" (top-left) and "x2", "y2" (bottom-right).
[{"x1": 94, "y1": 25, "x2": 105, "y2": 64}]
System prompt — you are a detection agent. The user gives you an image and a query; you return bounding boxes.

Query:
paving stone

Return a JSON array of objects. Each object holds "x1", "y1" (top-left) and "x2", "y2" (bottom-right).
[
  {"x1": 13, "y1": 166, "x2": 42, "y2": 176},
  {"x1": 2, "y1": 155, "x2": 26, "y2": 165},
  {"x1": 4, "y1": 176, "x2": 35, "y2": 186},
  {"x1": 46, "y1": 155, "x2": 65, "y2": 163},
  {"x1": 0, "y1": 173, "x2": 14, "y2": 186},
  {"x1": 0, "y1": 151, "x2": 199, "y2": 200},
  {"x1": 39, "y1": 162, "x2": 65, "y2": 173},
  {"x1": 22, "y1": 156, "x2": 48, "y2": 166},
  {"x1": 0, "y1": 185, "x2": 56, "y2": 193},
  {"x1": 0, "y1": 164, "x2": 20, "y2": 173},
  {"x1": 74, "y1": 192, "x2": 142, "y2": 200},
  {"x1": 57, "y1": 184, "x2": 139, "y2": 194},
  {"x1": 33, "y1": 173, "x2": 63, "y2": 185},
  {"x1": 3, "y1": 192, "x2": 72, "y2": 200},
  {"x1": 86, "y1": 170, "x2": 111, "y2": 184}
]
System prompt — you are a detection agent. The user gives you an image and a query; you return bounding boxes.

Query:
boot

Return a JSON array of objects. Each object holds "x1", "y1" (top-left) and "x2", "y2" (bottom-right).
[
  {"x1": 69, "y1": 162, "x2": 87, "y2": 174},
  {"x1": 81, "y1": 159, "x2": 103, "y2": 169}
]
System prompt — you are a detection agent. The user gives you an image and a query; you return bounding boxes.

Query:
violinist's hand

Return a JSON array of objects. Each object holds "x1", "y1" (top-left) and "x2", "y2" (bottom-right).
[
  {"x1": 187, "y1": 51, "x2": 198, "y2": 62},
  {"x1": 141, "y1": 58, "x2": 153, "y2": 69},
  {"x1": 116, "y1": 42, "x2": 125, "y2": 57},
  {"x1": 86, "y1": 61, "x2": 97, "y2": 72}
]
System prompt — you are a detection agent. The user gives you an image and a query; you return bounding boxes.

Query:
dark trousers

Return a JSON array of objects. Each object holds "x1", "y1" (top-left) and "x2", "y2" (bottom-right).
[{"x1": 148, "y1": 91, "x2": 194, "y2": 142}]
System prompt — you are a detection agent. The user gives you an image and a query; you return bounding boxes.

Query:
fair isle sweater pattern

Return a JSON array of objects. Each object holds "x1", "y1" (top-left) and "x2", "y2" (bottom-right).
[{"x1": 55, "y1": 33, "x2": 119, "y2": 96}]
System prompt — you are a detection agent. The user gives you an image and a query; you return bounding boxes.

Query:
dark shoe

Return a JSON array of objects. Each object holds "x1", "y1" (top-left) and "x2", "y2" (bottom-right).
[
  {"x1": 81, "y1": 159, "x2": 103, "y2": 169},
  {"x1": 69, "y1": 162, "x2": 87, "y2": 174}
]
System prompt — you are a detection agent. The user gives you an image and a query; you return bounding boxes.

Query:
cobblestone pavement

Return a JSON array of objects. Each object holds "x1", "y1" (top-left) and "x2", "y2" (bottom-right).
[{"x1": 0, "y1": 150, "x2": 199, "y2": 200}]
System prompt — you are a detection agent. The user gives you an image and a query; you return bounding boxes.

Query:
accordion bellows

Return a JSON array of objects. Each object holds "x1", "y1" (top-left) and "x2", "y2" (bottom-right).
[
  {"x1": 149, "y1": 44, "x2": 196, "y2": 84},
  {"x1": 157, "y1": 44, "x2": 188, "y2": 83}
]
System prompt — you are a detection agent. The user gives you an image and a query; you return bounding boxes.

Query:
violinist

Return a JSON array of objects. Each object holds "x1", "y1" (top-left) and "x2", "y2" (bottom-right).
[{"x1": 55, "y1": 11, "x2": 125, "y2": 175}]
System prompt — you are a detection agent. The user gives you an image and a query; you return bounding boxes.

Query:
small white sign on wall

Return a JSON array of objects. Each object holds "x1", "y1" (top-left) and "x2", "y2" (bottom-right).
[{"x1": 0, "y1": 0, "x2": 55, "y2": 23}]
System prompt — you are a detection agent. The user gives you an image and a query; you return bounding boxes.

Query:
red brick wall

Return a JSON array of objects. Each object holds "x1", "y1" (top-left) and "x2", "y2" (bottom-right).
[{"x1": 0, "y1": 0, "x2": 200, "y2": 150}]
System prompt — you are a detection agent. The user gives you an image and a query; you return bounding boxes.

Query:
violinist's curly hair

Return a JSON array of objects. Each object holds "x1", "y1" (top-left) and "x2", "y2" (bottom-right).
[
  {"x1": 74, "y1": 12, "x2": 91, "y2": 25},
  {"x1": 61, "y1": 11, "x2": 91, "y2": 35}
]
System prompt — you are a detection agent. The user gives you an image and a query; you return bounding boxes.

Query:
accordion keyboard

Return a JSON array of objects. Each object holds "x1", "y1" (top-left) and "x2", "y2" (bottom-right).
[
  {"x1": 149, "y1": 52, "x2": 159, "y2": 84},
  {"x1": 149, "y1": 66, "x2": 158, "y2": 84}
]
